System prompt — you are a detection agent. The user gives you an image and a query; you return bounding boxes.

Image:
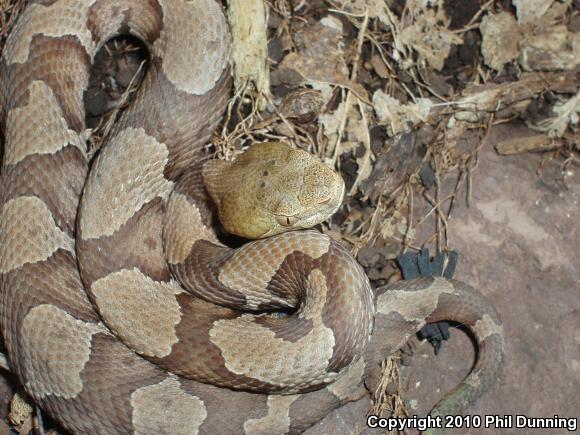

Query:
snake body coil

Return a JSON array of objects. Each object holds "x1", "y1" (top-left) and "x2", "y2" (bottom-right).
[{"x1": 0, "y1": 1, "x2": 504, "y2": 434}]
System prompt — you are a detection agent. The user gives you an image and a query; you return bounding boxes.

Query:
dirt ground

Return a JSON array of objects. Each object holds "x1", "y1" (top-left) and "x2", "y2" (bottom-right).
[{"x1": 0, "y1": 0, "x2": 578, "y2": 434}]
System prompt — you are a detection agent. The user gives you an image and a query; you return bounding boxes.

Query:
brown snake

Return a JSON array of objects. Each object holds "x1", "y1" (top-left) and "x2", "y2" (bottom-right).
[{"x1": 0, "y1": 1, "x2": 504, "y2": 434}]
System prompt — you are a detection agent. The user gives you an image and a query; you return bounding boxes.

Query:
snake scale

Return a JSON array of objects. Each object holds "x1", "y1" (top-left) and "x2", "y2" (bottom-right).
[{"x1": 0, "y1": 1, "x2": 504, "y2": 434}]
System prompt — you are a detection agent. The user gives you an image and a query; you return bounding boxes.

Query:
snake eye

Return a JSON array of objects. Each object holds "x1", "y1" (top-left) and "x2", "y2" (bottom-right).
[{"x1": 276, "y1": 215, "x2": 299, "y2": 227}]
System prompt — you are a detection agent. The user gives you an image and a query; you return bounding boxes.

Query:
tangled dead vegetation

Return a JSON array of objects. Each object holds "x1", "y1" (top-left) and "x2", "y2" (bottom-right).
[{"x1": 231, "y1": 0, "x2": 578, "y2": 278}]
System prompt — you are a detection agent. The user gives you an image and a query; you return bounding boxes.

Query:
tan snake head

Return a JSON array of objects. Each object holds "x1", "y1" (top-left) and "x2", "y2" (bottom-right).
[{"x1": 202, "y1": 141, "x2": 345, "y2": 238}]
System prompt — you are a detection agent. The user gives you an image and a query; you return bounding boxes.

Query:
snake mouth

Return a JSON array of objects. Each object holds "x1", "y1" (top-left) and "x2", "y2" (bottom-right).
[
  {"x1": 297, "y1": 182, "x2": 345, "y2": 229},
  {"x1": 330, "y1": 175, "x2": 346, "y2": 211}
]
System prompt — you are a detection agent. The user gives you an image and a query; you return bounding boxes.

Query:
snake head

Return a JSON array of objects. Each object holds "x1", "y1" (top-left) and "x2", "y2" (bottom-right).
[{"x1": 202, "y1": 141, "x2": 345, "y2": 239}]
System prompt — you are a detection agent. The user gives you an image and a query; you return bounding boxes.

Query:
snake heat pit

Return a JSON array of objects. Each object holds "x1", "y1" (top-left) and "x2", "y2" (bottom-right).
[{"x1": 0, "y1": 1, "x2": 504, "y2": 434}]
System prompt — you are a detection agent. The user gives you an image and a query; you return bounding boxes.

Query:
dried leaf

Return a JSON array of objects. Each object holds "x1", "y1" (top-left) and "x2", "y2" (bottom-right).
[
  {"x1": 370, "y1": 54, "x2": 390, "y2": 79},
  {"x1": 373, "y1": 90, "x2": 433, "y2": 135},
  {"x1": 533, "y1": 90, "x2": 580, "y2": 138},
  {"x1": 319, "y1": 100, "x2": 349, "y2": 143},
  {"x1": 279, "y1": 89, "x2": 323, "y2": 123},
  {"x1": 520, "y1": 25, "x2": 580, "y2": 71},
  {"x1": 396, "y1": 1, "x2": 463, "y2": 71},
  {"x1": 349, "y1": 106, "x2": 374, "y2": 194},
  {"x1": 330, "y1": 0, "x2": 393, "y2": 28},
  {"x1": 278, "y1": 17, "x2": 349, "y2": 85},
  {"x1": 481, "y1": 1, "x2": 578, "y2": 72},
  {"x1": 480, "y1": 12, "x2": 522, "y2": 71},
  {"x1": 513, "y1": 0, "x2": 555, "y2": 24},
  {"x1": 380, "y1": 206, "x2": 410, "y2": 240}
]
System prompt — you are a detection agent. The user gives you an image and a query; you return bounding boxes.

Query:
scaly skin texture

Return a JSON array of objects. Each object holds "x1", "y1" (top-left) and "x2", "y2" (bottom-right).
[
  {"x1": 0, "y1": 1, "x2": 504, "y2": 434},
  {"x1": 202, "y1": 141, "x2": 345, "y2": 239}
]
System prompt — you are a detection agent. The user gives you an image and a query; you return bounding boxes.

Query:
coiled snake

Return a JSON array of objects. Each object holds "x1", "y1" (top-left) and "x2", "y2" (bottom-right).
[{"x1": 0, "y1": 1, "x2": 504, "y2": 434}]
